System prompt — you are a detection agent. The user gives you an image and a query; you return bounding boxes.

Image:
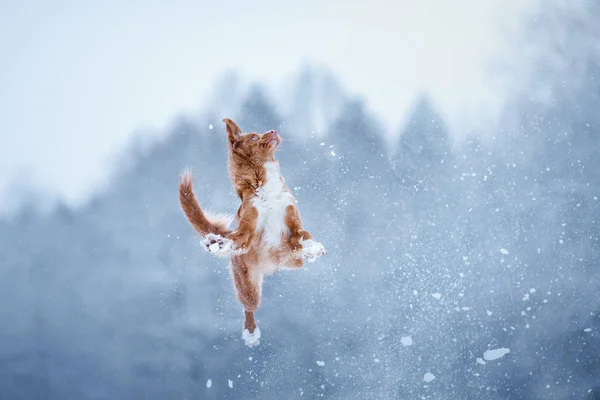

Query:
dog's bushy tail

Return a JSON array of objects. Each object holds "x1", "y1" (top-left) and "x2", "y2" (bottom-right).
[{"x1": 179, "y1": 168, "x2": 233, "y2": 237}]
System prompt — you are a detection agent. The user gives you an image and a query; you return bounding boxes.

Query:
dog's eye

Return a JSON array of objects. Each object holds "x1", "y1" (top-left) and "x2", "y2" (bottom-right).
[{"x1": 251, "y1": 135, "x2": 258, "y2": 141}]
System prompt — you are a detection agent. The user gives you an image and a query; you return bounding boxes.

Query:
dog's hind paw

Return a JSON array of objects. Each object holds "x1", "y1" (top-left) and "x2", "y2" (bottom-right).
[
  {"x1": 242, "y1": 327, "x2": 261, "y2": 347},
  {"x1": 202, "y1": 233, "x2": 233, "y2": 255},
  {"x1": 300, "y1": 239, "x2": 326, "y2": 263}
]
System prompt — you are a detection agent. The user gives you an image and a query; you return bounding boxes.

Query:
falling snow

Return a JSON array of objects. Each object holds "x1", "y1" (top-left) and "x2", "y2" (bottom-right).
[
  {"x1": 483, "y1": 348, "x2": 511, "y2": 361},
  {"x1": 400, "y1": 336, "x2": 413, "y2": 346}
]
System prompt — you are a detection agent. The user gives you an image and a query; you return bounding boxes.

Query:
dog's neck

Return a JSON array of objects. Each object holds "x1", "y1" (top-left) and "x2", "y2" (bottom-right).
[
  {"x1": 254, "y1": 161, "x2": 285, "y2": 201},
  {"x1": 229, "y1": 157, "x2": 283, "y2": 201}
]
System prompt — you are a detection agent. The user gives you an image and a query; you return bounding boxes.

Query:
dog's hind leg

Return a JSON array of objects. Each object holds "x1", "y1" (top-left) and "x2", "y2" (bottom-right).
[{"x1": 230, "y1": 257, "x2": 262, "y2": 347}]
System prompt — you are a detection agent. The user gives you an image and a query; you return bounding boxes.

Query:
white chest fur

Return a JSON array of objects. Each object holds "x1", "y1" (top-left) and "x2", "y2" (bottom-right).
[{"x1": 251, "y1": 161, "x2": 294, "y2": 248}]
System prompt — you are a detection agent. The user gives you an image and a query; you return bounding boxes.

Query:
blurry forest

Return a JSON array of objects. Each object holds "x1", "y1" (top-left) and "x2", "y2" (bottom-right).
[{"x1": 1, "y1": 3, "x2": 599, "y2": 399}]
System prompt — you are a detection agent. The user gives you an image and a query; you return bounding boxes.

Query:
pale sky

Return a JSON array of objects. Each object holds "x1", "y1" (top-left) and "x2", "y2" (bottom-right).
[{"x1": 0, "y1": 0, "x2": 536, "y2": 211}]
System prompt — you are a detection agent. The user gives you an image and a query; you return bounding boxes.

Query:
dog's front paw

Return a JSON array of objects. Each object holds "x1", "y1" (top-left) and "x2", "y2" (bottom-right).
[
  {"x1": 202, "y1": 233, "x2": 233, "y2": 255},
  {"x1": 300, "y1": 239, "x2": 326, "y2": 263}
]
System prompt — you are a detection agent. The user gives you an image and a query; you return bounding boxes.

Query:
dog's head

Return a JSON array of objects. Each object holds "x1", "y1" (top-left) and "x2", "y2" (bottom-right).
[{"x1": 223, "y1": 118, "x2": 281, "y2": 163}]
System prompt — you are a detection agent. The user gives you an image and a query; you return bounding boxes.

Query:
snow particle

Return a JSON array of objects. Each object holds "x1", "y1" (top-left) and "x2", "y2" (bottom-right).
[
  {"x1": 400, "y1": 335, "x2": 413, "y2": 346},
  {"x1": 206, "y1": 379, "x2": 212, "y2": 388},
  {"x1": 584, "y1": 328, "x2": 592, "y2": 333},
  {"x1": 423, "y1": 372, "x2": 436, "y2": 382},
  {"x1": 209, "y1": 124, "x2": 213, "y2": 130},
  {"x1": 228, "y1": 379, "x2": 233, "y2": 388},
  {"x1": 316, "y1": 360, "x2": 325, "y2": 367},
  {"x1": 476, "y1": 358, "x2": 486, "y2": 365},
  {"x1": 500, "y1": 248, "x2": 509, "y2": 255},
  {"x1": 483, "y1": 347, "x2": 511, "y2": 361},
  {"x1": 486, "y1": 310, "x2": 493, "y2": 316},
  {"x1": 431, "y1": 293, "x2": 442, "y2": 300}
]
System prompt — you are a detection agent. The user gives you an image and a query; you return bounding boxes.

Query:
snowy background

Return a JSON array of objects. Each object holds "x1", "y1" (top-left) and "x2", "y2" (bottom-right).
[{"x1": 1, "y1": 1, "x2": 600, "y2": 399}]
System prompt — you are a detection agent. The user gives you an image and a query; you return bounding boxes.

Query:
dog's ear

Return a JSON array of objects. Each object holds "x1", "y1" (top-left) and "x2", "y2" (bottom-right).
[{"x1": 223, "y1": 118, "x2": 241, "y2": 146}]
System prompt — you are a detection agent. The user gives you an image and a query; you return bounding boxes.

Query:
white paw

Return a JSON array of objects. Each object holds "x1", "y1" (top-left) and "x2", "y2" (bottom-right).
[
  {"x1": 242, "y1": 327, "x2": 261, "y2": 347},
  {"x1": 201, "y1": 233, "x2": 233, "y2": 255},
  {"x1": 300, "y1": 239, "x2": 326, "y2": 263}
]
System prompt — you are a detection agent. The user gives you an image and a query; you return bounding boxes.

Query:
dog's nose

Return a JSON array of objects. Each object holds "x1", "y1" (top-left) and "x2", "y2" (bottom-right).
[{"x1": 266, "y1": 130, "x2": 278, "y2": 137}]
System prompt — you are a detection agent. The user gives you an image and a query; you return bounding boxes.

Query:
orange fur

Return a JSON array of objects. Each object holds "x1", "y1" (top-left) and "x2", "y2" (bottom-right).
[{"x1": 179, "y1": 118, "x2": 326, "y2": 346}]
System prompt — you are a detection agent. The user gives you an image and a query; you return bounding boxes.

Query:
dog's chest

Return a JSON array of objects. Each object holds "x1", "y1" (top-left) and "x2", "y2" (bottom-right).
[{"x1": 251, "y1": 162, "x2": 293, "y2": 247}]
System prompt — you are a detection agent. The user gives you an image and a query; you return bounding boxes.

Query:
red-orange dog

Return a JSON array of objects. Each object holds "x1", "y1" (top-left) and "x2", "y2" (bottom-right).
[{"x1": 179, "y1": 118, "x2": 326, "y2": 346}]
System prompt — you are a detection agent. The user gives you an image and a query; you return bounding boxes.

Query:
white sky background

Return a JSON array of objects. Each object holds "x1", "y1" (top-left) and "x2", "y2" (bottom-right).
[{"x1": 0, "y1": 0, "x2": 537, "y2": 210}]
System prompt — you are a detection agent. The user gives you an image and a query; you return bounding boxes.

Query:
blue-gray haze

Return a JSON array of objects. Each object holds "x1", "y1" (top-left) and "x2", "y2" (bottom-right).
[{"x1": 1, "y1": 3, "x2": 599, "y2": 399}]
